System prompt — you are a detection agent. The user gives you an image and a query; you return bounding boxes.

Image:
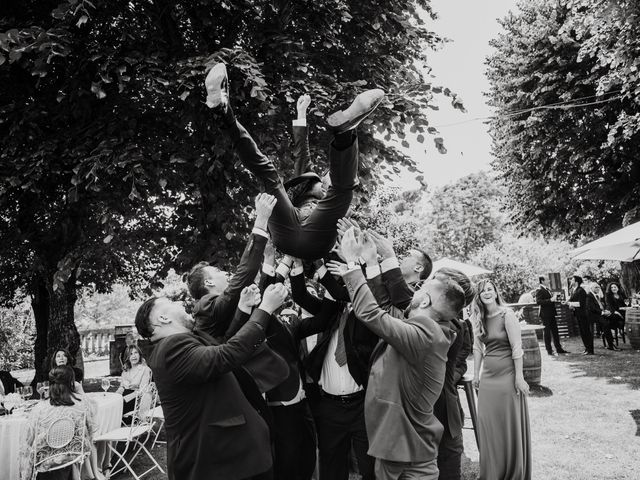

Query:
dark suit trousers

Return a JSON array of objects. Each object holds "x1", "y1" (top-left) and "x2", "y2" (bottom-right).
[
  {"x1": 271, "y1": 400, "x2": 317, "y2": 480},
  {"x1": 598, "y1": 316, "x2": 615, "y2": 349},
  {"x1": 437, "y1": 431, "x2": 463, "y2": 480},
  {"x1": 577, "y1": 315, "x2": 594, "y2": 353},
  {"x1": 227, "y1": 120, "x2": 357, "y2": 259},
  {"x1": 541, "y1": 316, "x2": 563, "y2": 354},
  {"x1": 311, "y1": 393, "x2": 374, "y2": 480}
]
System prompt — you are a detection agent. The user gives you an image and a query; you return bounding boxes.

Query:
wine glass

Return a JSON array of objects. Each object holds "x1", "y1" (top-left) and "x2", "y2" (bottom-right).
[
  {"x1": 37, "y1": 382, "x2": 45, "y2": 400},
  {"x1": 23, "y1": 386, "x2": 32, "y2": 401},
  {"x1": 101, "y1": 378, "x2": 111, "y2": 395}
]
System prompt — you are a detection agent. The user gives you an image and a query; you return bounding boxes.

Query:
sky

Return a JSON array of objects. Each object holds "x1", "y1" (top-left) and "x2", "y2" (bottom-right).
[{"x1": 392, "y1": 0, "x2": 518, "y2": 190}]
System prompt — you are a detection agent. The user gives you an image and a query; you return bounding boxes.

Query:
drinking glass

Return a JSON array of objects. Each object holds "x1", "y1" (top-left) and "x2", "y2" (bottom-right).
[
  {"x1": 101, "y1": 378, "x2": 111, "y2": 395},
  {"x1": 37, "y1": 382, "x2": 45, "y2": 400},
  {"x1": 23, "y1": 386, "x2": 32, "y2": 400}
]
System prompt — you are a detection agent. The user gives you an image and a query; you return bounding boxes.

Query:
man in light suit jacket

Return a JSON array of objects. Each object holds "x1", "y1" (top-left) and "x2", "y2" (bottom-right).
[
  {"x1": 134, "y1": 283, "x2": 289, "y2": 480},
  {"x1": 338, "y1": 228, "x2": 468, "y2": 480}
]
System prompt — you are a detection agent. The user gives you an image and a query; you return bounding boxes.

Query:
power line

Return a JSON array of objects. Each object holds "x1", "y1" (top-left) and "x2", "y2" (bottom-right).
[{"x1": 431, "y1": 90, "x2": 625, "y2": 129}]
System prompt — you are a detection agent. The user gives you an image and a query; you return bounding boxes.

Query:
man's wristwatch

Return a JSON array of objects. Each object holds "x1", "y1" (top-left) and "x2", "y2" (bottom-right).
[{"x1": 346, "y1": 261, "x2": 358, "y2": 271}]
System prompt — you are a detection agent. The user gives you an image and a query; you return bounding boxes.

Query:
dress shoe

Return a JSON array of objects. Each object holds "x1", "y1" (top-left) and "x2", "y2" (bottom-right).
[
  {"x1": 547, "y1": 352, "x2": 557, "y2": 356},
  {"x1": 205, "y1": 63, "x2": 229, "y2": 109},
  {"x1": 327, "y1": 89, "x2": 385, "y2": 133},
  {"x1": 557, "y1": 349, "x2": 570, "y2": 354}
]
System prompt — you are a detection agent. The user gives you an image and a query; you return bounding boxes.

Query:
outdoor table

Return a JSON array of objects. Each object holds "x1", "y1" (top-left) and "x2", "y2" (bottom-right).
[{"x1": 0, "y1": 392, "x2": 122, "y2": 480}]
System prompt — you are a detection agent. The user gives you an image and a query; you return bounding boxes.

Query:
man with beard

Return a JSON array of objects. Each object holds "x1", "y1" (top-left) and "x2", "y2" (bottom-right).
[
  {"x1": 337, "y1": 228, "x2": 469, "y2": 480},
  {"x1": 134, "y1": 283, "x2": 289, "y2": 480}
]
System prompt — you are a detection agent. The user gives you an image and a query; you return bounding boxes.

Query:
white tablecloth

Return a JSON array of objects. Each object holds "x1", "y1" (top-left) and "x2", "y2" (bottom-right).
[{"x1": 0, "y1": 392, "x2": 123, "y2": 480}]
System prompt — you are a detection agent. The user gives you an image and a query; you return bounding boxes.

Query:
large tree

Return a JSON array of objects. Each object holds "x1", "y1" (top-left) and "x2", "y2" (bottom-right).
[
  {"x1": 0, "y1": 0, "x2": 460, "y2": 380},
  {"x1": 486, "y1": 0, "x2": 640, "y2": 242}
]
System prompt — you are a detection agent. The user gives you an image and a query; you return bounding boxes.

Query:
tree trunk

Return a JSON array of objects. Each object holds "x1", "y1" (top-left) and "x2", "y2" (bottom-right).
[
  {"x1": 31, "y1": 277, "x2": 50, "y2": 386},
  {"x1": 45, "y1": 271, "x2": 81, "y2": 376}
]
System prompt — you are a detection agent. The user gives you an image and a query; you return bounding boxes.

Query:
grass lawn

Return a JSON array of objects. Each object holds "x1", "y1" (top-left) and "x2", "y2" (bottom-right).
[{"x1": 104, "y1": 336, "x2": 639, "y2": 480}]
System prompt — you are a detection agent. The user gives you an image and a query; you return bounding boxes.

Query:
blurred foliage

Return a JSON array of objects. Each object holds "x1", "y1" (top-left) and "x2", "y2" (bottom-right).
[{"x1": 0, "y1": 301, "x2": 34, "y2": 370}]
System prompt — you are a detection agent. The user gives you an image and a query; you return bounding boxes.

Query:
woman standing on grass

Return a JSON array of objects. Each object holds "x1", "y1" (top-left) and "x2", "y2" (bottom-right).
[{"x1": 472, "y1": 279, "x2": 531, "y2": 480}]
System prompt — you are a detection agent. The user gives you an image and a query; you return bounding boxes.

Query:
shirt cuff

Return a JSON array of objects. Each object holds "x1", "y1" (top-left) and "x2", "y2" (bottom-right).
[
  {"x1": 316, "y1": 265, "x2": 328, "y2": 279},
  {"x1": 252, "y1": 227, "x2": 269, "y2": 239},
  {"x1": 291, "y1": 265, "x2": 304, "y2": 276},
  {"x1": 365, "y1": 264, "x2": 381, "y2": 279},
  {"x1": 276, "y1": 262, "x2": 291, "y2": 278},
  {"x1": 238, "y1": 304, "x2": 252, "y2": 315},
  {"x1": 380, "y1": 257, "x2": 400, "y2": 273},
  {"x1": 292, "y1": 119, "x2": 307, "y2": 127},
  {"x1": 262, "y1": 264, "x2": 276, "y2": 277}
]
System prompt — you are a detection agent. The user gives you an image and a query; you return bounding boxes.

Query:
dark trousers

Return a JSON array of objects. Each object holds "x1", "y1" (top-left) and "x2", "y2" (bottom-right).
[
  {"x1": 577, "y1": 315, "x2": 594, "y2": 353},
  {"x1": 271, "y1": 400, "x2": 317, "y2": 480},
  {"x1": 228, "y1": 120, "x2": 358, "y2": 259},
  {"x1": 311, "y1": 393, "x2": 374, "y2": 480},
  {"x1": 598, "y1": 315, "x2": 615, "y2": 349},
  {"x1": 37, "y1": 468, "x2": 73, "y2": 480},
  {"x1": 437, "y1": 432, "x2": 463, "y2": 480},
  {"x1": 541, "y1": 316, "x2": 563, "y2": 354}
]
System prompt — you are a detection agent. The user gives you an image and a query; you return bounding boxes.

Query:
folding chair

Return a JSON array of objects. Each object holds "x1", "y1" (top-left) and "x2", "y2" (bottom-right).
[
  {"x1": 32, "y1": 411, "x2": 89, "y2": 480},
  {"x1": 94, "y1": 383, "x2": 164, "y2": 479},
  {"x1": 147, "y1": 404, "x2": 165, "y2": 449}
]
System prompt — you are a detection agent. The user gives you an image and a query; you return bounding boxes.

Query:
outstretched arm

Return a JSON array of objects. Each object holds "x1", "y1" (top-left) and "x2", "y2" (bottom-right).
[
  {"x1": 292, "y1": 94, "x2": 311, "y2": 176},
  {"x1": 213, "y1": 194, "x2": 276, "y2": 321}
]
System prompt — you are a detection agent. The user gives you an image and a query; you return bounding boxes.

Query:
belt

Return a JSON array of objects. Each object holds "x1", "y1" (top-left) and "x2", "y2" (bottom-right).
[{"x1": 320, "y1": 389, "x2": 365, "y2": 403}]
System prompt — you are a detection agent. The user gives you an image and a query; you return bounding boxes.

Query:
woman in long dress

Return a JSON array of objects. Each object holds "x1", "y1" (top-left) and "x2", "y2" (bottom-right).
[{"x1": 472, "y1": 279, "x2": 531, "y2": 480}]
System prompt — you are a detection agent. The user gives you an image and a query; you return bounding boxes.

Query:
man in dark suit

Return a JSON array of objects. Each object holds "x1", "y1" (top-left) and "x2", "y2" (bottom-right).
[
  {"x1": 134, "y1": 283, "x2": 289, "y2": 480},
  {"x1": 338, "y1": 228, "x2": 468, "y2": 480},
  {"x1": 536, "y1": 276, "x2": 568, "y2": 356},
  {"x1": 569, "y1": 275, "x2": 593, "y2": 355}
]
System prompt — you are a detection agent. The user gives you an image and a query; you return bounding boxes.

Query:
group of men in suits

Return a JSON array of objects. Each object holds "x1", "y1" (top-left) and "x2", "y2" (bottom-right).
[{"x1": 132, "y1": 64, "x2": 477, "y2": 480}]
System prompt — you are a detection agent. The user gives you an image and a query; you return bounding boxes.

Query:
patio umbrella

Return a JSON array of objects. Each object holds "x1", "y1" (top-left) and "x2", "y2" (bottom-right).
[
  {"x1": 432, "y1": 257, "x2": 492, "y2": 277},
  {"x1": 572, "y1": 220, "x2": 640, "y2": 256},
  {"x1": 572, "y1": 241, "x2": 640, "y2": 262}
]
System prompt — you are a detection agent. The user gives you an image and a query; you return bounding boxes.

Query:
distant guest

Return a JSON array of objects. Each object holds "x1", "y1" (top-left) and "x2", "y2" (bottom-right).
[
  {"x1": 50, "y1": 349, "x2": 84, "y2": 394},
  {"x1": 116, "y1": 345, "x2": 152, "y2": 418}
]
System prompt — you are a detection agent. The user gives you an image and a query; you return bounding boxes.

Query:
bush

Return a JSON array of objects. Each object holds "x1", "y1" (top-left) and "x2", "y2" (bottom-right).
[{"x1": 0, "y1": 301, "x2": 34, "y2": 370}]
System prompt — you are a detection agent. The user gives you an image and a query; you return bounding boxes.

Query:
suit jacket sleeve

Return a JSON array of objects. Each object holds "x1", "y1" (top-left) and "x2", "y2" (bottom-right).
[
  {"x1": 292, "y1": 124, "x2": 310, "y2": 177},
  {"x1": 224, "y1": 309, "x2": 251, "y2": 340},
  {"x1": 453, "y1": 321, "x2": 471, "y2": 384},
  {"x1": 213, "y1": 233, "x2": 267, "y2": 323},
  {"x1": 381, "y1": 267, "x2": 414, "y2": 310},
  {"x1": 164, "y1": 309, "x2": 270, "y2": 384},
  {"x1": 319, "y1": 272, "x2": 351, "y2": 302},
  {"x1": 367, "y1": 274, "x2": 405, "y2": 318},
  {"x1": 292, "y1": 298, "x2": 340, "y2": 340},
  {"x1": 343, "y1": 269, "x2": 447, "y2": 364},
  {"x1": 291, "y1": 271, "x2": 324, "y2": 315}
]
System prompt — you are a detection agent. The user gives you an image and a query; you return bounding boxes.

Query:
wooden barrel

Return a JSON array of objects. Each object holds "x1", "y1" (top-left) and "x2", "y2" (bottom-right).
[
  {"x1": 626, "y1": 308, "x2": 640, "y2": 349},
  {"x1": 521, "y1": 328, "x2": 542, "y2": 386}
]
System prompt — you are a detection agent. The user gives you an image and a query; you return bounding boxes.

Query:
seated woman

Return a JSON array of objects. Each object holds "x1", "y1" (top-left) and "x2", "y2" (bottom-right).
[
  {"x1": 50, "y1": 350, "x2": 84, "y2": 395},
  {"x1": 115, "y1": 345, "x2": 152, "y2": 420},
  {"x1": 20, "y1": 366, "x2": 104, "y2": 480}
]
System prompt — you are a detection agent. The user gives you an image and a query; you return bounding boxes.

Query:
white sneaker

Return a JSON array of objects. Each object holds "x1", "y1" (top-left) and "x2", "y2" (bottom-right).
[{"x1": 205, "y1": 63, "x2": 229, "y2": 109}]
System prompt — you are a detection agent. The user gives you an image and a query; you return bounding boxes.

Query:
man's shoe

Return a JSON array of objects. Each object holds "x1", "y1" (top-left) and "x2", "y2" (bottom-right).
[
  {"x1": 205, "y1": 63, "x2": 229, "y2": 109},
  {"x1": 327, "y1": 89, "x2": 385, "y2": 134},
  {"x1": 557, "y1": 349, "x2": 570, "y2": 354},
  {"x1": 547, "y1": 351, "x2": 556, "y2": 356}
]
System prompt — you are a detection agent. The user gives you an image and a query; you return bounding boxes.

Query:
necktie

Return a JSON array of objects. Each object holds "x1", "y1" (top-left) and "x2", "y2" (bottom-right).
[{"x1": 334, "y1": 308, "x2": 349, "y2": 366}]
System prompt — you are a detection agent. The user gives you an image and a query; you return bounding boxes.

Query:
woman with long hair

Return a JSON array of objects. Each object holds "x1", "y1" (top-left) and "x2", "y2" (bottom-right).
[
  {"x1": 50, "y1": 349, "x2": 84, "y2": 394},
  {"x1": 19, "y1": 366, "x2": 103, "y2": 480},
  {"x1": 472, "y1": 279, "x2": 531, "y2": 480},
  {"x1": 115, "y1": 345, "x2": 152, "y2": 419},
  {"x1": 604, "y1": 281, "x2": 627, "y2": 344}
]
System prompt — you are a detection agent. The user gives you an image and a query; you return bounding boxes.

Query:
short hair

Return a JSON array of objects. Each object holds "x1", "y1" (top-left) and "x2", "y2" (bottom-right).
[
  {"x1": 186, "y1": 261, "x2": 211, "y2": 300},
  {"x1": 136, "y1": 297, "x2": 159, "y2": 339},
  {"x1": 48, "y1": 366, "x2": 79, "y2": 407},
  {"x1": 436, "y1": 267, "x2": 475, "y2": 307},
  {"x1": 539, "y1": 276, "x2": 546, "y2": 283},
  {"x1": 415, "y1": 248, "x2": 433, "y2": 280},
  {"x1": 573, "y1": 276, "x2": 583, "y2": 285},
  {"x1": 433, "y1": 270, "x2": 467, "y2": 315}
]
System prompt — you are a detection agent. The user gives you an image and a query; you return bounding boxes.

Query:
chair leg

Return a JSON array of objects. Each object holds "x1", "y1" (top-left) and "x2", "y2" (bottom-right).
[
  {"x1": 108, "y1": 443, "x2": 140, "y2": 480},
  {"x1": 136, "y1": 440, "x2": 166, "y2": 474}
]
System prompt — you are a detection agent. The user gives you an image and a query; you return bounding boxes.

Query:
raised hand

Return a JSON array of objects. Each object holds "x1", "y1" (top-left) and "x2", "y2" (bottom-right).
[
  {"x1": 260, "y1": 283, "x2": 289, "y2": 314},
  {"x1": 255, "y1": 193, "x2": 277, "y2": 230},
  {"x1": 336, "y1": 217, "x2": 361, "y2": 240},
  {"x1": 360, "y1": 232, "x2": 378, "y2": 265},
  {"x1": 239, "y1": 285, "x2": 262, "y2": 312},
  {"x1": 326, "y1": 260, "x2": 349, "y2": 277},
  {"x1": 370, "y1": 231, "x2": 395, "y2": 260},
  {"x1": 339, "y1": 227, "x2": 362, "y2": 263},
  {"x1": 297, "y1": 94, "x2": 311, "y2": 120}
]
